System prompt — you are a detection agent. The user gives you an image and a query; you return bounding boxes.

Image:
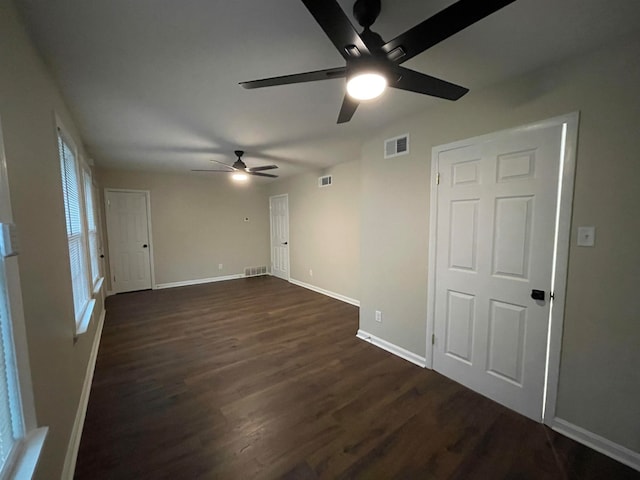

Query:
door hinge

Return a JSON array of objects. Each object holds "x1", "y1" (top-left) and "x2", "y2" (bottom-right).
[
  {"x1": 432, "y1": 334, "x2": 435, "y2": 345},
  {"x1": 436, "y1": 173, "x2": 440, "y2": 185},
  {"x1": 550, "y1": 291, "x2": 555, "y2": 300}
]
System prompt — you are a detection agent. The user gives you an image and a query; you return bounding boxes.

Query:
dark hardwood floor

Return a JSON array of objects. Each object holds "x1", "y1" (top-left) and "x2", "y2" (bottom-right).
[{"x1": 75, "y1": 276, "x2": 638, "y2": 479}]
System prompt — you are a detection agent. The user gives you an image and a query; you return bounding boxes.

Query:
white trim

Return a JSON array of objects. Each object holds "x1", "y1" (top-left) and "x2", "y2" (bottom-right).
[
  {"x1": 106, "y1": 290, "x2": 114, "y2": 297},
  {"x1": 104, "y1": 189, "x2": 156, "y2": 293},
  {"x1": 92, "y1": 277, "x2": 104, "y2": 296},
  {"x1": 155, "y1": 274, "x2": 244, "y2": 290},
  {"x1": 356, "y1": 330, "x2": 426, "y2": 368},
  {"x1": 550, "y1": 417, "x2": 640, "y2": 472},
  {"x1": 75, "y1": 299, "x2": 95, "y2": 336},
  {"x1": 426, "y1": 113, "x2": 580, "y2": 420},
  {"x1": 7, "y1": 427, "x2": 48, "y2": 480},
  {"x1": 289, "y1": 278, "x2": 360, "y2": 307},
  {"x1": 61, "y1": 308, "x2": 106, "y2": 480},
  {"x1": 543, "y1": 113, "x2": 580, "y2": 423}
]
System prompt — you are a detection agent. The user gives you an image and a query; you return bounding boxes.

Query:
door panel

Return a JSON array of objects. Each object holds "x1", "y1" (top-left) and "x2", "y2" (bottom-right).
[
  {"x1": 433, "y1": 124, "x2": 563, "y2": 421},
  {"x1": 106, "y1": 191, "x2": 152, "y2": 293},
  {"x1": 270, "y1": 195, "x2": 289, "y2": 280}
]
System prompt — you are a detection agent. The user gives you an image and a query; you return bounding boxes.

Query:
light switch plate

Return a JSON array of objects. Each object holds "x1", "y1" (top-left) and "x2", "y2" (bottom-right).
[{"x1": 577, "y1": 226, "x2": 595, "y2": 247}]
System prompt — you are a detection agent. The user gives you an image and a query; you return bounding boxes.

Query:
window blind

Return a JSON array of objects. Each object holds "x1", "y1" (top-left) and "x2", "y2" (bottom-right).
[
  {"x1": 83, "y1": 170, "x2": 99, "y2": 286},
  {"x1": 58, "y1": 132, "x2": 90, "y2": 323},
  {"x1": 0, "y1": 237, "x2": 23, "y2": 471}
]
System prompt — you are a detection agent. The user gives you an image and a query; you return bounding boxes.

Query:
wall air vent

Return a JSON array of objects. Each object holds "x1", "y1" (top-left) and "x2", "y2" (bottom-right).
[
  {"x1": 318, "y1": 175, "x2": 333, "y2": 188},
  {"x1": 244, "y1": 266, "x2": 268, "y2": 277},
  {"x1": 384, "y1": 133, "x2": 410, "y2": 159}
]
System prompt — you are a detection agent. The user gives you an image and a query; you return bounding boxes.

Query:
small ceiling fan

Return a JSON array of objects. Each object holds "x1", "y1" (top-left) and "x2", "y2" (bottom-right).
[
  {"x1": 192, "y1": 150, "x2": 279, "y2": 179},
  {"x1": 240, "y1": 0, "x2": 516, "y2": 124}
]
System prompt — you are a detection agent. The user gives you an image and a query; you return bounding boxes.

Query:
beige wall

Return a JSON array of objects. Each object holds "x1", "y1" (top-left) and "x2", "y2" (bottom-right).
[
  {"x1": 268, "y1": 160, "x2": 360, "y2": 301},
  {"x1": 359, "y1": 34, "x2": 640, "y2": 452},
  {"x1": 0, "y1": 1, "x2": 105, "y2": 478},
  {"x1": 97, "y1": 169, "x2": 270, "y2": 288}
]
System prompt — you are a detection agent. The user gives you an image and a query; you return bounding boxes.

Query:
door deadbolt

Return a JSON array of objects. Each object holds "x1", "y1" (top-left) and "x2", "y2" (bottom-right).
[{"x1": 531, "y1": 289, "x2": 545, "y2": 301}]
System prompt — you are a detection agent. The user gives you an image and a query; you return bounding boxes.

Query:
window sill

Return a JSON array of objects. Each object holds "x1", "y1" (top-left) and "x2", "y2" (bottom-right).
[
  {"x1": 92, "y1": 277, "x2": 104, "y2": 296},
  {"x1": 75, "y1": 299, "x2": 96, "y2": 336},
  {"x1": 7, "y1": 427, "x2": 48, "y2": 480}
]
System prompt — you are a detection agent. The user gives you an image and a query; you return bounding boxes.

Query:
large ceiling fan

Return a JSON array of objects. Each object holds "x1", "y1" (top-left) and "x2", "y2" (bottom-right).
[
  {"x1": 192, "y1": 150, "x2": 278, "y2": 179},
  {"x1": 240, "y1": 0, "x2": 516, "y2": 124}
]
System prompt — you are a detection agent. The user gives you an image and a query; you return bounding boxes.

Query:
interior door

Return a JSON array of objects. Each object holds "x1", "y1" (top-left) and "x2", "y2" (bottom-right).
[
  {"x1": 105, "y1": 190, "x2": 152, "y2": 293},
  {"x1": 270, "y1": 194, "x2": 289, "y2": 280},
  {"x1": 432, "y1": 123, "x2": 563, "y2": 421}
]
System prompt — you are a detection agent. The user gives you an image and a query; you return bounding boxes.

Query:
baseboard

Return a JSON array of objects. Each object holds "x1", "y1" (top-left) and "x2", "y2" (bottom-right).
[
  {"x1": 550, "y1": 417, "x2": 640, "y2": 472},
  {"x1": 356, "y1": 329, "x2": 427, "y2": 368},
  {"x1": 289, "y1": 278, "x2": 360, "y2": 307},
  {"x1": 154, "y1": 274, "x2": 244, "y2": 290},
  {"x1": 61, "y1": 308, "x2": 106, "y2": 480}
]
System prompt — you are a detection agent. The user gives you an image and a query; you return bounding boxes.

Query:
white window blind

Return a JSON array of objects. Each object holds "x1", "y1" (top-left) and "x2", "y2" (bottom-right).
[
  {"x1": 0, "y1": 236, "x2": 24, "y2": 474},
  {"x1": 58, "y1": 131, "x2": 90, "y2": 324},
  {"x1": 83, "y1": 170, "x2": 99, "y2": 286}
]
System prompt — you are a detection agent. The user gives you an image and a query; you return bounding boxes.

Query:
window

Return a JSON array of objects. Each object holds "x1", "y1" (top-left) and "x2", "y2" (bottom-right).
[
  {"x1": 57, "y1": 129, "x2": 91, "y2": 326},
  {"x1": 0, "y1": 241, "x2": 23, "y2": 475},
  {"x1": 83, "y1": 169, "x2": 100, "y2": 287},
  {"x1": 0, "y1": 116, "x2": 46, "y2": 479}
]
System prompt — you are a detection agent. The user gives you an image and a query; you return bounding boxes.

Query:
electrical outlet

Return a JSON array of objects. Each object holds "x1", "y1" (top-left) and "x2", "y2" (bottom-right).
[
  {"x1": 309, "y1": 269, "x2": 313, "y2": 277},
  {"x1": 375, "y1": 310, "x2": 382, "y2": 323},
  {"x1": 218, "y1": 263, "x2": 223, "y2": 270}
]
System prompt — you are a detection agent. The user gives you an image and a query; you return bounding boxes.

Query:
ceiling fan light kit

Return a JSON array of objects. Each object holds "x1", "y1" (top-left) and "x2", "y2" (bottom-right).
[
  {"x1": 240, "y1": 0, "x2": 517, "y2": 123},
  {"x1": 231, "y1": 171, "x2": 249, "y2": 182},
  {"x1": 346, "y1": 71, "x2": 387, "y2": 100}
]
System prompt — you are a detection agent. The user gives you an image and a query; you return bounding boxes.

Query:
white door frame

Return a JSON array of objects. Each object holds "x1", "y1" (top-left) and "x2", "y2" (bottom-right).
[
  {"x1": 269, "y1": 193, "x2": 290, "y2": 281},
  {"x1": 425, "y1": 112, "x2": 580, "y2": 425},
  {"x1": 104, "y1": 188, "x2": 156, "y2": 292}
]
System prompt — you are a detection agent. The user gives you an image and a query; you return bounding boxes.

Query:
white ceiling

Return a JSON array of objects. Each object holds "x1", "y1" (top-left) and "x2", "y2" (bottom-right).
[{"x1": 16, "y1": 0, "x2": 640, "y2": 179}]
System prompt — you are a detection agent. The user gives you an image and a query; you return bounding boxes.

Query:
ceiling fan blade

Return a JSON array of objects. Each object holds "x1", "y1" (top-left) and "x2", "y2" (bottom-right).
[
  {"x1": 337, "y1": 95, "x2": 359, "y2": 124},
  {"x1": 249, "y1": 172, "x2": 279, "y2": 178},
  {"x1": 240, "y1": 67, "x2": 347, "y2": 89},
  {"x1": 248, "y1": 165, "x2": 278, "y2": 172},
  {"x1": 209, "y1": 159, "x2": 234, "y2": 169},
  {"x1": 301, "y1": 0, "x2": 371, "y2": 59},
  {"x1": 392, "y1": 67, "x2": 469, "y2": 100},
  {"x1": 381, "y1": 0, "x2": 517, "y2": 64},
  {"x1": 191, "y1": 169, "x2": 230, "y2": 173}
]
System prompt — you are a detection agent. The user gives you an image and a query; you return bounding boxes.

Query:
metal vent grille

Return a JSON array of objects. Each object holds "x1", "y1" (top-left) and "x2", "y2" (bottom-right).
[
  {"x1": 384, "y1": 134, "x2": 410, "y2": 159},
  {"x1": 318, "y1": 175, "x2": 332, "y2": 187},
  {"x1": 244, "y1": 266, "x2": 268, "y2": 277}
]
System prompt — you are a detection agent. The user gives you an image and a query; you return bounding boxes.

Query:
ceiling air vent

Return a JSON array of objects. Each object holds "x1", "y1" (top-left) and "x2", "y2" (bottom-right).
[
  {"x1": 384, "y1": 134, "x2": 410, "y2": 159},
  {"x1": 318, "y1": 175, "x2": 333, "y2": 188}
]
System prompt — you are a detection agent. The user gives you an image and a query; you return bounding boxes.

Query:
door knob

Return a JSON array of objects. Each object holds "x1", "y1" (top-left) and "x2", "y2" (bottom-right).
[
  {"x1": 282, "y1": 241, "x2": 288, "y2": 245},
  {"x1": 143, "y1": 244, "x2": 148, "y2": 248},
  {"x1": 531, "y1": 289, "x2": 545, "y2": 301}
]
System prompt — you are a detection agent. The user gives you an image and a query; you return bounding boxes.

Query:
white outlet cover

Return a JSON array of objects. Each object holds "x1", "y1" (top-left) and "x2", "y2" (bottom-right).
[{"x1": 577, "y1": 226, "x2": 595, "y2": 247}]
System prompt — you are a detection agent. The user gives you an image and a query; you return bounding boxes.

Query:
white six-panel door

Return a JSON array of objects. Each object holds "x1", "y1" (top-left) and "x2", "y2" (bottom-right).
[
  {"x1": 432, "y1": 123, "x2": 564, "y2": 421},
  {"x1": 270, "y1": 194, "x2": 289, "y2": 280},
  {"x1": 105, "y1": 190, "x2": 153, "y2": 293}
]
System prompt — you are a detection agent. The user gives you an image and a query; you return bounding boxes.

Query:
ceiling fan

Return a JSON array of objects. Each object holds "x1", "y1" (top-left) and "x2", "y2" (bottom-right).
[
  {"x1": 240, "y1": 0, "x2": 516, "y2": 124},
  {"x1": 192, "y1": 150, "x2": 279, "y2": 179}
]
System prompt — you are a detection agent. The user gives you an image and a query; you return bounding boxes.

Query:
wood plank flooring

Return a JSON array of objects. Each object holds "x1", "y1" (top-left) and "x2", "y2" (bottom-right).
[{"x1": 75, "y1": 276, "x2": 639, "y2": 479}]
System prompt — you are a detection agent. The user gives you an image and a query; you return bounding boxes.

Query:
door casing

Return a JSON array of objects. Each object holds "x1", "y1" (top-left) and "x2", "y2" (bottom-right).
[{"x1": 426, "y1": 112, "x2": 580, "y2": 425}]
